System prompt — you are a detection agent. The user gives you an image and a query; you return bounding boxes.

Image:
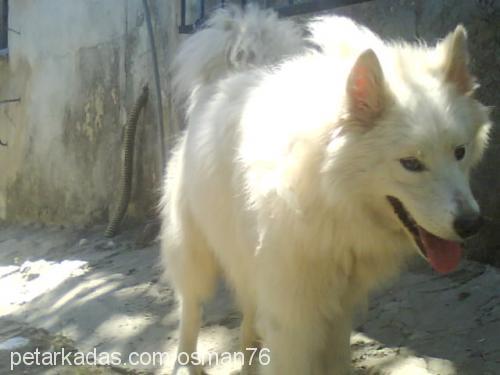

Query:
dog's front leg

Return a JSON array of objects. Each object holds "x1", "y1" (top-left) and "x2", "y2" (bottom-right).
[
  {"x1": 257, "y1": 309, "x2": 330, "y2": 375},
  {"x1": 323, "y1": 314, "x2": 353, "y2": 375}
]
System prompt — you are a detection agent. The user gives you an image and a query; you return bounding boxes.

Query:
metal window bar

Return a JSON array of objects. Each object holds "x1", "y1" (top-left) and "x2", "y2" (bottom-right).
[
  {"x1": 179, "y1": 0, "x2": 370, "y2": 33},
  {"x1": 0, "y1": 0, "x2": 7, "y2": 50}
]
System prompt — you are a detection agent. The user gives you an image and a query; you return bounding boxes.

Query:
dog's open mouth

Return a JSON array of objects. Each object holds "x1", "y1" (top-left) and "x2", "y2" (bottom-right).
[{"x1": 387, "y1": 196, "x2": 462, "y2": 274}]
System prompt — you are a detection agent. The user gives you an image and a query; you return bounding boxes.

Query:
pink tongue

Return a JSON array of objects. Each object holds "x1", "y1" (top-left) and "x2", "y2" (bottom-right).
[{"x1": 419, "y1": 228, "x2": 462, "y2": 274}]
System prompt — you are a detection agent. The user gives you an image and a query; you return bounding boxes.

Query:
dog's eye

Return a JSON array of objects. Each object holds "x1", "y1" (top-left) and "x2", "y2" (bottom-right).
[
  {"x1": 455, "y1": 145, "x2": 466, "y2": 161},
  {"x1": 400, "y1": 157, "x2": 426, "y2": 172}
]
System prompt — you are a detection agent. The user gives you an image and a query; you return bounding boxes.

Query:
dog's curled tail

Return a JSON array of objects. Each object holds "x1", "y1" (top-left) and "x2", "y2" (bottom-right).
[{"x1": 170, "y1": 4, "x2": 307, "y2": 107}]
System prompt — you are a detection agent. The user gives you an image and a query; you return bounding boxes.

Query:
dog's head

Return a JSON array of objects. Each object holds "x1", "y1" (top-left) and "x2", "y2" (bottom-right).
[{"x1": 328, "y1": 26, "x2": 491, "y2": 273}]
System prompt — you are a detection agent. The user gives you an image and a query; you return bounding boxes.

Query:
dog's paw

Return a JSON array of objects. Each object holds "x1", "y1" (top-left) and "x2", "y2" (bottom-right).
[{"x1": 172, "y1": 363, "x2": 204, "y2": 375}]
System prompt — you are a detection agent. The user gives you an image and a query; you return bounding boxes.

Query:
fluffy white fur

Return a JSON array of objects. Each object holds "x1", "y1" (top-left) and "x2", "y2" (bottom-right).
[{"x1": 161, "y1": 6, "x2": 491, "y2": 375}]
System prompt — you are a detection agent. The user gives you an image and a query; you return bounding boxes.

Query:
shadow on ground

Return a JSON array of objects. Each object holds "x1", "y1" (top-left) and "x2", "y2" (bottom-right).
[{"x1": 0, "y1": 223, "x2": 498, "y2": 374}]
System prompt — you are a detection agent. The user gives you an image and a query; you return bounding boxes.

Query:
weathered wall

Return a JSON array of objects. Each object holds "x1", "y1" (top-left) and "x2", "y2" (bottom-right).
[
  {"x1": 0, "y1": 0, "x2": 180, "y2": 225},
  {"x1": 0, "y1": 0, "x2": 498, "y2": 263}
]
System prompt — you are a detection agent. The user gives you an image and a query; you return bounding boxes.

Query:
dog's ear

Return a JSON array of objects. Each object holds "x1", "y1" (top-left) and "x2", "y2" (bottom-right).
[
  {"x1": 441, "y1": 25, "x2": 476, "y2": 95},
  {"x1": 346, "y1": 49, "x2": 386, "y2": 124}
]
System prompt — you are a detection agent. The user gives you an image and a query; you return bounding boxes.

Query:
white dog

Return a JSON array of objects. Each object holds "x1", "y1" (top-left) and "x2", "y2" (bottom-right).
[{"x1": 161, "y1": 5, "x2": 491, "y2": 374}]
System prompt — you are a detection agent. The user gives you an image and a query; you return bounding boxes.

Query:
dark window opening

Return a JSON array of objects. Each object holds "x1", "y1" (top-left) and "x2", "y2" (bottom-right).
[
  {"x1": 0, "y1": 0, "x2": 8, "y2": 52},
  {"x1": 179, "y1": 0, "x2": 370, "y2": 34}
]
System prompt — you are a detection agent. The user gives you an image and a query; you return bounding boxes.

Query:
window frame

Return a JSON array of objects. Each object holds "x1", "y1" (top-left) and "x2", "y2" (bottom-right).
[{"x1": 178, "y1": 0, "x2": 371, "y2": 34}]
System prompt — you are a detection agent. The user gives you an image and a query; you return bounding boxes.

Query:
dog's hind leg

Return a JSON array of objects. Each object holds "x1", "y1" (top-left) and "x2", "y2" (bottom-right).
[{"x1": 164, "y1": 210, "x2": 219, "y2": 375}]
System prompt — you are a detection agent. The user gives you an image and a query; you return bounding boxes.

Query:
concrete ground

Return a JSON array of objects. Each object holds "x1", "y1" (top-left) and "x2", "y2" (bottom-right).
[{"x1": 0, "y1": 223, "x2": 499, "y2": 375}]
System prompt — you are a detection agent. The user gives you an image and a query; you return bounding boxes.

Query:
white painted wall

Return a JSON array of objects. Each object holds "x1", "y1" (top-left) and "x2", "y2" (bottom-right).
[{"x1": 0, "y1": 0, "x2": 180, "y2": 224}]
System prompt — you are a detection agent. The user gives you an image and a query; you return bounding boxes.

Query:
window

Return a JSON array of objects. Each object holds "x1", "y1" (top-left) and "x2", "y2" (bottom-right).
[
  {"x1": 179, "y1": 0, "x2": 370, "y2": 33},
  {"x1": 0, "y1": 0, "x2": 8, "y2": 54}
]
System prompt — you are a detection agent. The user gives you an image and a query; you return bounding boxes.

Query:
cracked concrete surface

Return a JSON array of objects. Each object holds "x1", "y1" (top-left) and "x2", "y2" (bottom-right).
[{"x1": 0, "y1": 223, "x2": 499, "y2": 374}]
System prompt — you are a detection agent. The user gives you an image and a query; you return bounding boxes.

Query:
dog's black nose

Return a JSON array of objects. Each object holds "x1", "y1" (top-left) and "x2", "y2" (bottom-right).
[{"x1": 453, "y1": 213, "x2": 483, "y2": 239}]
